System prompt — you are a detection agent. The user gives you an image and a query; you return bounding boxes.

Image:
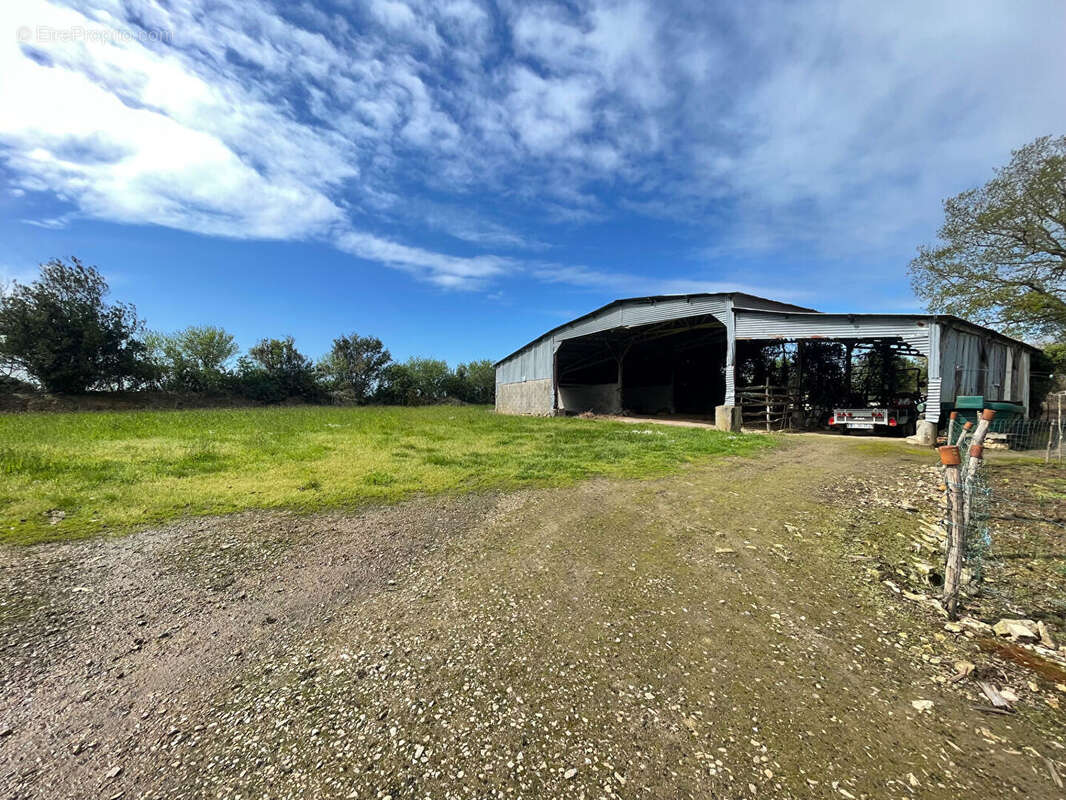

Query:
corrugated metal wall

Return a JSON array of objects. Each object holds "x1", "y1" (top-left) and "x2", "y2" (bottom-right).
[
  {"x1": 556, "y1": 296, "x2": 731, "y2": 343},
  {"x1": 938, "y1": 322, "x2": 1027, "y2": 405},
  {"x1": 495, "y1": 337, "x2": 554, "y2": 385},
  {"x1": 987, "y1": 342, "x2": 1008, "y2": 400},
  {"x1": 1018, "y1": 351, "x2": 1031, "y2": 414},
  {"x1": 733, "y1": 310, "x2": 940, "y2": 422},
  {"x1": 939, "y1": 327, "x2": 982, "y2": 398},
  {"x1": 734, "y1": 311, "x2": 934, "y2": 354}
]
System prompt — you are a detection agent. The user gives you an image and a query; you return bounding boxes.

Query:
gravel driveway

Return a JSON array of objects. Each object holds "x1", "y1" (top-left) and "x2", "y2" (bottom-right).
[{"x1": 1, "y1": 436, "x2": 1063, "y2": 799}]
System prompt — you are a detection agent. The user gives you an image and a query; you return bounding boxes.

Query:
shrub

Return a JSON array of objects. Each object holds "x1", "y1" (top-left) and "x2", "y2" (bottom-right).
[
  {"x1": 238, "y1": 336, "x2": 321, "y2": 402},
  {"x1": 150, "y1": 326, "x2": 238, "y2": 393}
]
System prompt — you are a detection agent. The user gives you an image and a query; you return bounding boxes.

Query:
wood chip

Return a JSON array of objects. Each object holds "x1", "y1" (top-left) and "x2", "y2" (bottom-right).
[
  {"x1": 977, "y1": 682, "x2": 1013, "y2": 711},
  {"x1": 1046, "y1": 757, "x2": 1063, "y2": 789}
]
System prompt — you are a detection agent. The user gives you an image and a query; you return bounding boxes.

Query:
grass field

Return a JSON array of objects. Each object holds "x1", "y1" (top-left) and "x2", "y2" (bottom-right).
[{"x1": 0, "y1": 405, "x2": 774, "y2": 544}]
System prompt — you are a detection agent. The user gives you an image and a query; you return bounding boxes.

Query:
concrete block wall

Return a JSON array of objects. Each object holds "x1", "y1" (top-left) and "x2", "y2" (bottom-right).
[{"x1": 495, "y1": 379, "x2": 554, "y2": 415}]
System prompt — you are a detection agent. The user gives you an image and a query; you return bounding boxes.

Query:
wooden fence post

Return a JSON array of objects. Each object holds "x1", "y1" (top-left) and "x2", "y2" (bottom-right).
[
  {"x1": 940, "y1": 445, "x2": 965, "y2": 619},
  {"x1": 955, "y1": 419, "x2": 973, "y2": 448},
  {"x1": 947, "y1": 411, "x2": 957, "y2": 449},
  {"x1": 969, "y1": 409, "x2": 995, "y2": 452},
  {"x1": 961, "y1": 409, "x2": 995, "y2": 534}
]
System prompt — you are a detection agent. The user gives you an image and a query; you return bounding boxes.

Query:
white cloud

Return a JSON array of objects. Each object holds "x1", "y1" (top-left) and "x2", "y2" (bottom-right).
[
  {"x1": 506, "y1": 67, "x2": 598, "y2": 154},
  {"x1": 335, "y1": 231, "x2": 512, "y2": 290},
  {"x1": 0, "y1": 0, "x2": 507, "y2": 287},
  {"x1": 1, "y1": 0, "x2": 1065, "y2": 293},
  {"x1": 690, "y1": 1, "x2": 1066, "y2": 252},
  {"x1": 0, "y1": 1, "x2": 349, "y2": 240}
]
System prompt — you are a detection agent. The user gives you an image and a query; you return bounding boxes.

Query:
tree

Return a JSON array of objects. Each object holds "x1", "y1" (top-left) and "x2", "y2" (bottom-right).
[
  {"x1": 405, "y1": 357, "x2": 451, "y2": 403},
  {"x1": 0, "y1": 257, "x2": 155, "y2": 392},
  {"x1": 450, "y1": 359, "x2": 496, "y2": 404},
  {"x1": 241, "y1": 336, "x2": 319, "y2": 401},
  {"x1": 319, "y1": 333, "x2": 391, "y2": 402},
  {"x1": 909, "y1": 135, "x2": 1066, "y2": 339},
  {"x1": 153, "y1": 326, "x2": 238, "y2": 392},
  {"x1": 375, "y1": 362, "x2": 418, "y2": 405},
  {"x1": 1042, "y1": 342, "x2": 1066, "y2": 376}
]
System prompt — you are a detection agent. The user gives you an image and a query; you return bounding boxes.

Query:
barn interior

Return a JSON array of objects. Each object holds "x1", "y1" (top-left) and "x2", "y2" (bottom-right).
[
  {"x1": 733, "y1": 338, "x2": 927, "y2": 430},
  {"x1": 556, "y1": 322, "x2": 928, "y2": 427},
  {"x1": 555, "y1": 315, "x2": 727, "y2": 416}
]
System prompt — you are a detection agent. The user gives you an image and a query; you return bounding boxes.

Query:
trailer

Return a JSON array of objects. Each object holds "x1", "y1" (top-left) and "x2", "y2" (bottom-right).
[{"x1": 829, "y1": 405, "x2": 916, "y2": 436}]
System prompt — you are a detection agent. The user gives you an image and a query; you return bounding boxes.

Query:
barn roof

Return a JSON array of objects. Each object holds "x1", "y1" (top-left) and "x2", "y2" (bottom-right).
[
  {"x1": 494, "y1": 292, "x2": 815, "y2": 366},
  {"x1": 495, "y1": 292, "x2": 1039, "y2": 367}
]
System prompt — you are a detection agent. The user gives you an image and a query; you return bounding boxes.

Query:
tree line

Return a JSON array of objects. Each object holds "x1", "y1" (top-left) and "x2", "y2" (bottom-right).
[{"x1": 0, "y1": 258, "x2": 495, "y2": 405}]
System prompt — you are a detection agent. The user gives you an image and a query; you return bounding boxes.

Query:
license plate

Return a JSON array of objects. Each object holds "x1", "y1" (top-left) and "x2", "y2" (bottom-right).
[{"x1": 848, "y1": 423, "x2": 874, "y2": 430}]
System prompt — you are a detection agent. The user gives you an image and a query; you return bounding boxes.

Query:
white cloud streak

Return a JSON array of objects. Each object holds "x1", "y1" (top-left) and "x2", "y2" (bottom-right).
[{"x1": 532, "y1": 264, "x2": 814, "y2": 304}]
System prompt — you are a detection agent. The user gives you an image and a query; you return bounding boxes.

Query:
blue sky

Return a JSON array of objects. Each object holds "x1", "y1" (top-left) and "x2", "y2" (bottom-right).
[{"x1": 2, "y1": 0, "x2": 1065, "y2": 364}]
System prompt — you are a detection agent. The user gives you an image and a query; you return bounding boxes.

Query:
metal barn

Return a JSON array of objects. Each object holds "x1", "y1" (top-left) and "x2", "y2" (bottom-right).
[{"x1": 493, "y1": 293, "x2": 1038, "y2": 437}]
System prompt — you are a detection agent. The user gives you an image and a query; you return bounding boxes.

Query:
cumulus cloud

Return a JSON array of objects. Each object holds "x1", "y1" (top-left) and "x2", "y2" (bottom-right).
[
  {"x1": 1, "y1": 0, "x2": 1064, "y2": 292},
  {"x1": 0, "y1": 1, "x2": 349, "y2": 240}
]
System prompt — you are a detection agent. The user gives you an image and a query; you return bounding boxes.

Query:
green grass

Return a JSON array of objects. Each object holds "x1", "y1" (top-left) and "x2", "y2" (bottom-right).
[{"x1": 0, "y1": 405, "x2": 774, "y2": 544}]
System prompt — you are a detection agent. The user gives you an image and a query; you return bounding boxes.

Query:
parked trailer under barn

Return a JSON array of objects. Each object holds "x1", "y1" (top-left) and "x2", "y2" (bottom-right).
[{"x1": 494, "y1": 293, "x2": 1038, "y2": 443}]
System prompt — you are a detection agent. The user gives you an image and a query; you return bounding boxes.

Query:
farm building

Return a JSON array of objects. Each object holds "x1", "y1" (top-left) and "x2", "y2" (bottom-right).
[{"x1": 494, "y1": 293, "x2": 1039, "y2": 441}]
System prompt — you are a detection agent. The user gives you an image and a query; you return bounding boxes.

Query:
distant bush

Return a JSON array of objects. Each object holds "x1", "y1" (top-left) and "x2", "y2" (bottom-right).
[
  {"x1": 375, "y1": 362, "x2": 417, "y2": 405},
  {"x1": 376, "y1": 358, "x2": 445, "y2": 405},
  {"x1": 318, "y1": 333, "x2": 391, "y2": 403},
  {"x1": 451, "y1": 359, "x2": 495, "y2": 404},
  {"x1": 374, "y1": 357, "x2": 495, "y2": 406},
  {"x1": 0, "y1": 374, "x2": 36, "y2": 394},
  {"x1": 236, "y1": 336, "x2": 321, "y2": 403},
  {"x1": 149, "y1": 326, "x2": 239, "y2": 393}
]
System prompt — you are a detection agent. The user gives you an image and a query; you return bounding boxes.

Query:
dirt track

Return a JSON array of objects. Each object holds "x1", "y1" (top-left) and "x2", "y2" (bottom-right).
[{"x1": 1, "y1": 435, "x2": 1064, "y2": 799}]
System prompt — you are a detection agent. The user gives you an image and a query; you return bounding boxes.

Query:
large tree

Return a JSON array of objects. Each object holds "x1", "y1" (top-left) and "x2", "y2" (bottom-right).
[
  {"x1": 0, "y1": 257, "x2": 154, "y2": 393},
  {"x1": 318, "y1": 333, "x2": 391, "y2": 402},
  {"x1": 909, "y1": 135, "x2": 1066, "y2": 340}
]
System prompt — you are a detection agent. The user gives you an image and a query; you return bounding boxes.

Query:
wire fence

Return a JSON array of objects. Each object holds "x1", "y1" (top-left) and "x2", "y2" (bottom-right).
[
  {"x1": 960, "y1": 447, "x2": 993, "y2": 583},
  {"x1": 938, "y1": 411, "x2": 998, "y2": 618},
  {"x1": 946, "y1": 415, "x2": 1065, "y2": 455}
]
